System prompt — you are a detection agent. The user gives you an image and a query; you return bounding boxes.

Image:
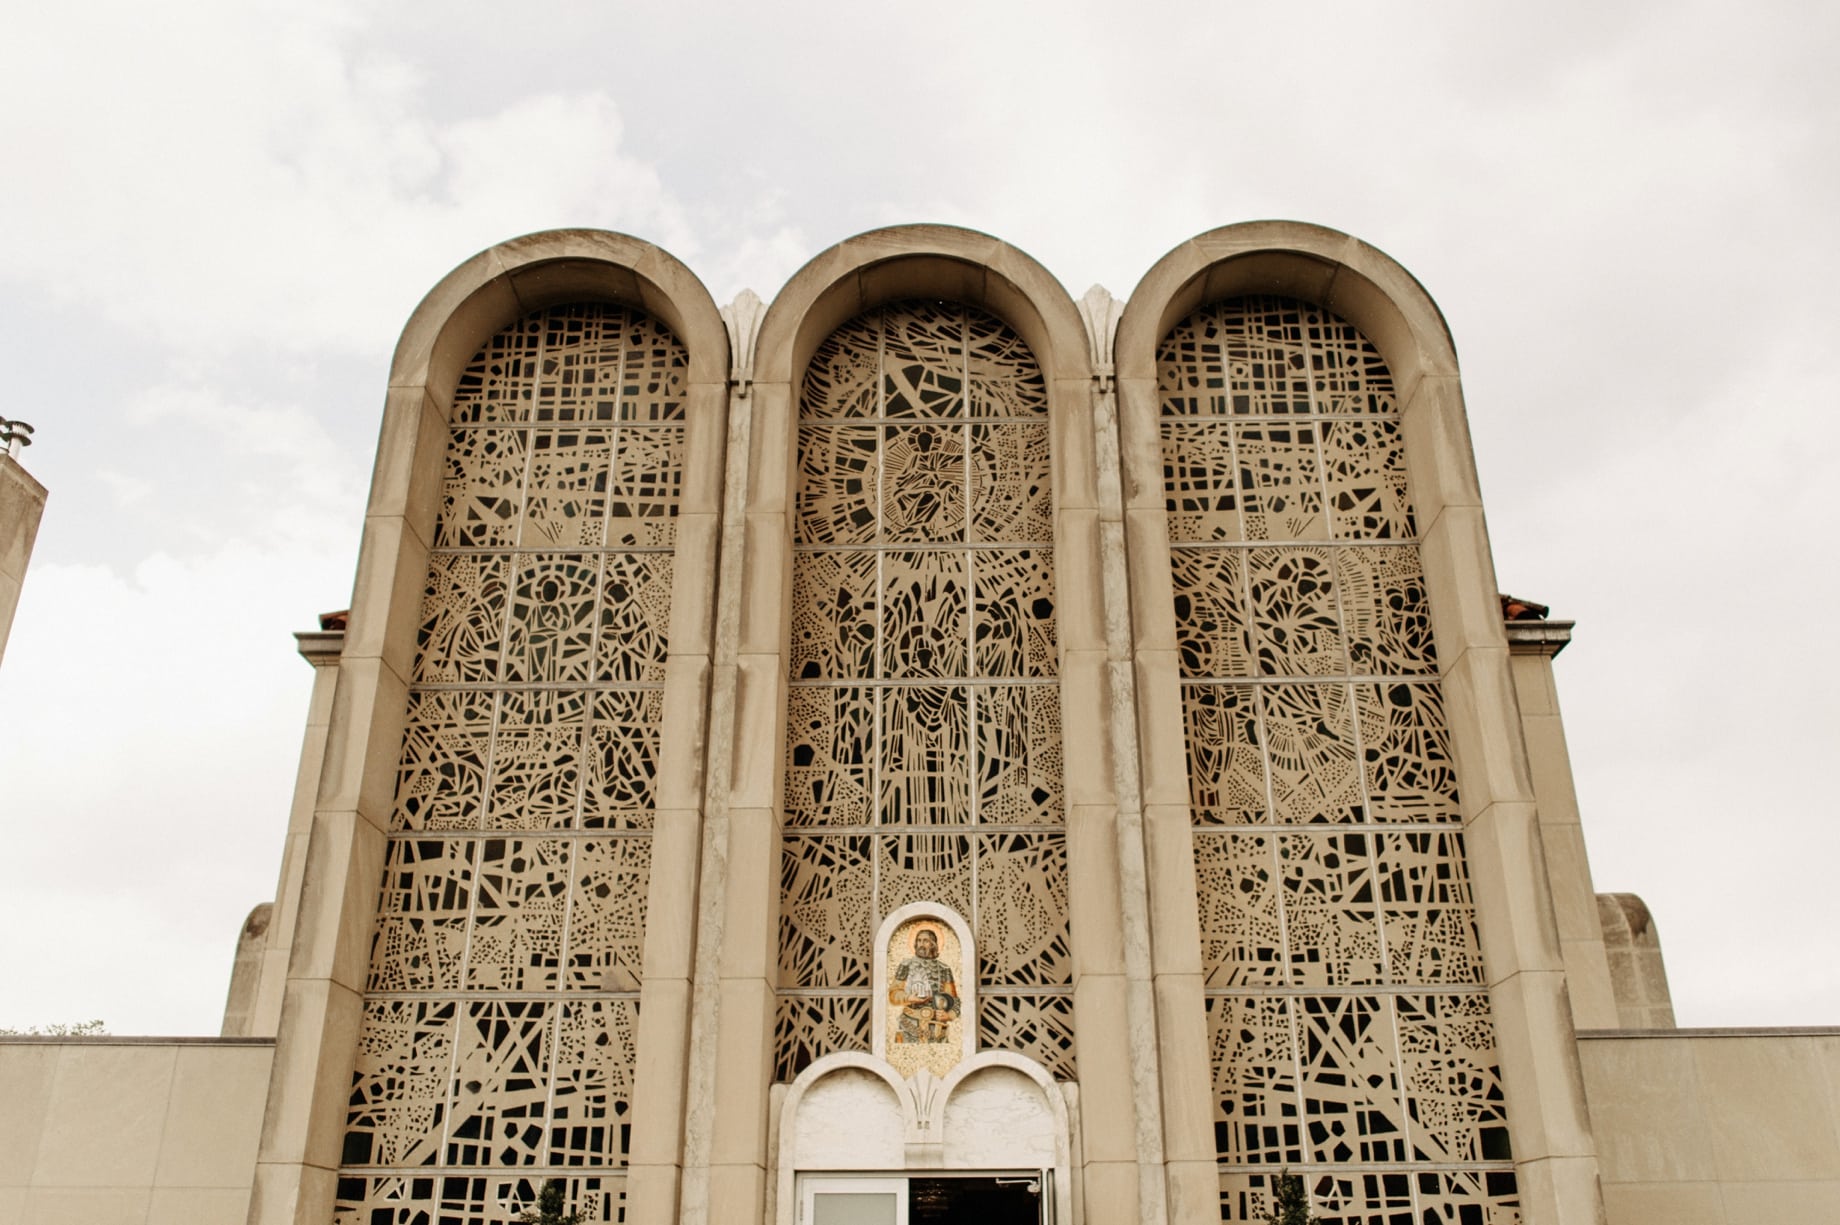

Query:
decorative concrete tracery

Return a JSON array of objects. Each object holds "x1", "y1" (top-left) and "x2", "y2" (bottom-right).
[
  {"x1": 776, "y1": 301, "x2": 1075, "y2": 1085},
  {"x1": 337, "y1": 303, "x2": 686, "y2": 1224},
  {"x1": 1162, "y1": 297, "x2": 1517, "y2": 1224}
]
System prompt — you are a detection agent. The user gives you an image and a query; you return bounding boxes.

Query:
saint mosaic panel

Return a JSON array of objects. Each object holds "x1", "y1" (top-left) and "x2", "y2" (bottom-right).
[
  {"x1": 340, "y1": 303, "x2": 689, "y2": 1224},
  {"x1": 1161, "y1": 297, "x2": 1517, "y2": 1224},
  {"x1": 777, "y1": 302, "x2": 1074, "y2": 1081}
]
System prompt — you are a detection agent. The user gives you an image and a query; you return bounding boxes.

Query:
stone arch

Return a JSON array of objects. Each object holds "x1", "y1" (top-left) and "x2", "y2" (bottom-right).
[
  {"x1": 255, "y1": 230, "x2": 727, "y2": 1225},
  {"x1": 1111, "y1": 222, "x2": 1598, "y2": 1224},
  {"x1": 750, "y1": 223, "x2": 1092, "y2": 391},
  {"x1": 873, "y1": 903, "x2": 979, "y2": 1069},
  {"x1": 761, "y1": 227, "x2": 1095, "y2": 1091},
  {"x1": 388, "y1": 228, "x2": 728, "y2": 414},
  {"x1": 774, "y1": 1051, "x2": 1074, "y2": 1225},
  {"x1": 1114, "y1": 220, "x2": 1456, "y2": 397}
]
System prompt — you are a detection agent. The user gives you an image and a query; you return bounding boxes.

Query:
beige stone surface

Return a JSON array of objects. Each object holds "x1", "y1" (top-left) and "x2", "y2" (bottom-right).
[
  {"x1": 1066, "y1": 805, "x2": 1126, "y2": 976},
  {"x1": 1581, "y1": 1032, "x2": 1840, "y2": 1224},
  {"x1": 1560, "y1": 935, "x2": 1621, "y2": 1034},
  {"x1": 31, "y1": 1044, "x2": 174, "y2": 1187},
  {"x1": 1419, "y1": 505, "x2": 1508, "y2": 663},
  {"x1": 284, "y1": 809, "x2": 384, "y2": 991},
  {"x1": 1077, "y1": 1159, "x2": 1142, "y2": 1225},
  {"x1": 717, "y1": 808, "x2": 779, "y2": 980},
  {"x1": 388, "y1": 254, "x2": 519, "y2": 399},
  {"x1": 1396, "y1": 374, "x2": 1483, "y2": 530},
  {"x1": 1598, "y1": 1182, "x2": 1727, "y2": 1225},
  {"x1": 1148, "y1": 975, "x2": 1211, "y2": 1164},
  {"x1": 253, "y1": 647, "x2": 342, "y2": 1039},
  {"x1": 245, "y1": 1145, "x2": 335, "y2": 1225},
  {"x1": 1111, "y1": 378, "x2": 1164, "y2": 512},
  {"x1": 1070, "y1": 975, "x2": 1136, "y2": 1164},
  {"x1": 0, "y1": 454, "x2": 48, "y2": 669},
  {"x1": 629, "y1": 977, "x2": 693, "y2": 1169},
  {"x1": 1488, "y1": 970, "x2": 1597, "y2": 1162},
  {"x1": 0, "y1": 1045, "x2": 58, "y2": 1186},
  {"x1": 726, "y1": 651, "x2": 785, "y2": 812},
  {"x1": 622, "y1": 1160, "x2": 681, "y2": 1225},
  {"x1": 1161, "y1": 1158, "x2": 1217, "y2": 1225},
  {"x1": 0, "y1": 1040, "x2": 269, "y2": 1225},
  {"x1": 640, "y1": 810, "x2": 704, "y2": 981},
  {"x1": 341, "y1": 513, "x2": 429, "y2": 685},
  {"x1": 1539, "y1": 825, "x2": 1602, "y2": 946},
  {"x1": 1059, "y1": 649, "x2": 1113, "y2": 807},
  {"x1": 1506, "y1": 643, "x2": 1619, "y2": 1032},
  {"x1": 1123, "y1": 509, "x2": 1178, "y2": 654},
  {"x1": 1051, "y1": 376, "x2": 1100, "y2": 512},
  {"x1": 310, "y1": 654, "x2": 408, "y2": 826},
  {"x1": 708, "y1": 978, "x2": 776, "y2": 1166},
  {"x1": 1716, "y1": 1180, "x2": 1840, "y2": 1218},
  {"x1": 702, "y1": 1161, "x2": 766, "y2": 1225},
  {"x1": 1130, "y1": 650, "x2": 1188, "y2": 809},
  {"x1": 218, "y1": 904, "x2": 271, "y2": 1037},
  {"x1": 361, "y1": 387, "x2": 444, "y2": 544},
  {"x1": 1578, "y1": 1035, "x2": 1711, "y2": 1181},
  {"x1": 18, "y1": 1188, "x2": 148, "y2": 1225},
  {"x1": 254, "y1": 977, "x2": 361, "y2": 1168},
  {"x1": 1513, "y1": 1154, "x2": 1617, "y2": 1225},
  {"x1": 0, "y1": 573, "x2": 21, "y2": 668},
  {"x1": 1694, "y1": 1036, "x2": 1839, "y2": 1180},
  {"x1": 1464, "y1": 802, "x2": 1564, "y2": 981},
  {"x1": 1517, "y1": 712, "x2": 1583, "y2": 828},
  {"x1": 665, "y1": 512, "x2": 721, "y2": 660},
  {"x1": 0, "y1": 458, "x2": 46, "y2": 583},
  {"x1": 1140, "y1": 806, "x2": 1202, "y2": 977},
  {"x1": 155, "y1": 1044, "x2": 271, "y2": 1187},
  {"x1": 1598, "y1": 894, "x2": 1677, "y2": 1029},
  {"x1": 736, "y1": 517, "x2": 791, "y2": 654},
  {"x1": 681, "y1": 381, "x2": 732, "y2": 515},
  {"x1": 145, "y1": 1187, "x2": 252, "y2": 1225},
  {"x1": 1052, "y1": 507, "x2": 1106, "y2": 653},
  {"x1": 656, "y1": 654, "x2": 713, "y2": 810},
  {"x1": 1446, "y1": 648, "x2": 1538, "y2": 817}
]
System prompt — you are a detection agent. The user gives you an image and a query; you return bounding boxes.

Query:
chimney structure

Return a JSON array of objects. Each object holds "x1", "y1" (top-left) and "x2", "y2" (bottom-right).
[{"x1": 0, "y1": 418, "x2": 44, "y2": 669}]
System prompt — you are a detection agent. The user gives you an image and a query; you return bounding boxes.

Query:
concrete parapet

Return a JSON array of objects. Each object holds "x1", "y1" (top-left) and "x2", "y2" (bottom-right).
[
  {"x1": 0, "y1": 1037, "x2": 273, "y2": 1225},
  {"x1": 1597, "y1": 893, "x2": 1677, "y2": 1029}
]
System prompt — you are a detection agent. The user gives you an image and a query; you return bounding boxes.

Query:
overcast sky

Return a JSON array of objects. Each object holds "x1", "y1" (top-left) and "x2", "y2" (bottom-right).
[{"x1": 2, "y1": 0, "x2": 1835, "y2": 1035}]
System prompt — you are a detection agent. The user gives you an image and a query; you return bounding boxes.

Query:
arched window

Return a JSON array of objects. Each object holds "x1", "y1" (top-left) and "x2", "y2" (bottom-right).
[
  {"x1": 1160, "y1": 297, "x2": 1518, "y2": 1222},
  {"x1": 337, "y1": 303, "x2": 686, "y2": 1223},
  {"x1": 775, "y1": 301, "x2": 1075, "y2": 1082}
]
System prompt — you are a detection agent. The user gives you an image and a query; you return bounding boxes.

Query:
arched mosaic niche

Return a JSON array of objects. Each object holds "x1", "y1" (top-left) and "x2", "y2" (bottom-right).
[
  {"x1": 335, "y1": 302, "x2": 688, "y2": 1225},
  {"x1": 775, "y1": 299, "x2": 1075, "y2": 1085},
  {"x1": 873, "y1": 903, "x2": 978, "y2": 1078},
  {"x1": 1162, "y1": 297, "x2": 1518, "y2": 1224}
]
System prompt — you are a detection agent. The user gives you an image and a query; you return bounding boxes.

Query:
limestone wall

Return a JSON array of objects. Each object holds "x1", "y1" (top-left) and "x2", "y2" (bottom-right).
[
  {"x1": 0, "y1": 452, "x2": 47, "y2": 669},
  {"x1": 1579, "y1": 1029, "x2": 1840, "y2": 1222},
  {"x1": 0, "y1": 1037, "x2": 272, "y2": 1225}
]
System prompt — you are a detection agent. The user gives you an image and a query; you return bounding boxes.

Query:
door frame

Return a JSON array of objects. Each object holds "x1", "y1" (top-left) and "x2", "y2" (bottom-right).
[{"x1": 796, "y1": 1170, "x2": 1050, "y2": 1225}]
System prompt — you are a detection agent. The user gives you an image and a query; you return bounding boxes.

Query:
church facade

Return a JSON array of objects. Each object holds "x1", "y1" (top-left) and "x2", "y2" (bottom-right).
[{"x1": 5, "y1": 223, "x2": 1837, "y2": 1225}]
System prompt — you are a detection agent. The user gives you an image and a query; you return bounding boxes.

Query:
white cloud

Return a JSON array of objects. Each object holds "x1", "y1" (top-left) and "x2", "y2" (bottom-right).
[
  {"x1": 0, "y1": 542, "x2": 346, "y2": 1033},
  {"x1": 2, "y1": 0, "x2": 1837, "y2": 1034},
  {"x1": 0, "y1": 0, "x2": 706, "y2": 360}
]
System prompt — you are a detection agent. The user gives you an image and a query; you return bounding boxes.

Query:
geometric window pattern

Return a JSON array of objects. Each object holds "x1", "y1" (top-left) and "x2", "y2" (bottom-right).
[
  {"x1": 1162, "y1": 298, "x2": 1518, "y2": 1224},
  {"x1": 340, "y1": 304, "x2": 686, "y2": 1224},
  {"x1": 777, "y1": 302, "x2": 1073, "y2": 1083}
]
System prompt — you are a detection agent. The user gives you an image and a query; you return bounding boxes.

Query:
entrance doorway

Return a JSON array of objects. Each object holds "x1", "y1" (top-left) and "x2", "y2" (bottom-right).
[{"x1": 800, "y1": 1174, "x2": 1045, "y2": 1225}]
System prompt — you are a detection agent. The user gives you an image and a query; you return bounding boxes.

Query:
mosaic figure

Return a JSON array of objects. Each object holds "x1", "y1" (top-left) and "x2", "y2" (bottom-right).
[{"x1": 889, "y1": 926, "x2": 960, "y2": 1044}]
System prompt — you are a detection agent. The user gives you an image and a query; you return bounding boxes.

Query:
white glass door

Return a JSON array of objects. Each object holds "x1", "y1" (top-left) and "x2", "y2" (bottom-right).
[{"x1": 800, "y1": 1176, "x2": 908, "y2": 1225}]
